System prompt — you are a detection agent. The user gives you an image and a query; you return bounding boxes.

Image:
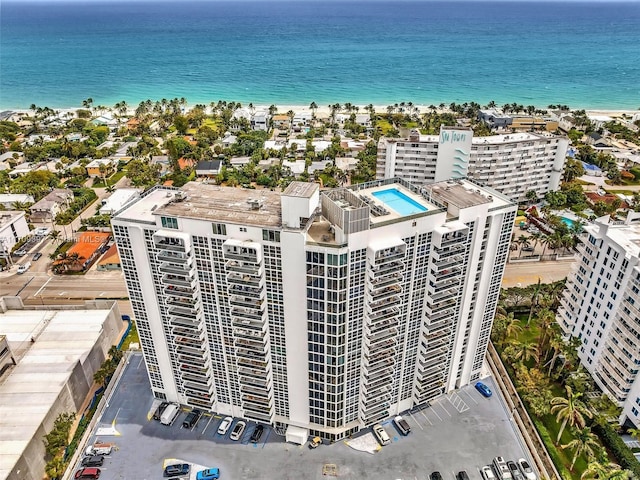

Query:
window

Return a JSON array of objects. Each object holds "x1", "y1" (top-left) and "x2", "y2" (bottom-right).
[
  {"x1": 239, "y1": 227, "x2": 247, "y2": 232},
  {"x1": 161, "y1": 216, "x2": 178, "y2": 229},
  {"x1": 262, "y1": 229, "x2": 281, "y2": 242},
  {"x1": 212, "y1": 223, "x2": 227, "y2": 235}
]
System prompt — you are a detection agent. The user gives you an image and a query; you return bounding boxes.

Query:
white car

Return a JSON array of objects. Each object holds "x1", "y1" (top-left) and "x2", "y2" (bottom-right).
[
  {"x1": 230, "y1": 420, "x2": 246, "y2": 441},
  {"x1": 517, "y1": 459, "x2": 536, "y2": 480},
  {"x1": 217, "y1": 416, "x2": 233, "y2": 435},
  {"x1": 17, "y1": 262, "x2": 31, "y2": 274},
  {"x1": 481, "y1": 466, "x2": 496, "y2": 480}
]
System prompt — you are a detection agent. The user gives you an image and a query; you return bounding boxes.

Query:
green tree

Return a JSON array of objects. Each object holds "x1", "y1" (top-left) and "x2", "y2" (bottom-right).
[
  {"x1": 581, "y1": 461, "x2": 633, "y2": 480},
  {"x1": 551, "y1": 385, "x2": 593, "y2": 445},
  {"x1": 515, "y1": 365, "x2": 553, "y2": 416},
  {"x1": 564, "y1": 157, "x2": 586, "y2": 182},
  {"x1": 504, "y1": 341, "x2": 539, "y2": 365},
  {"x1": 174, "y1": 115, "x2": 189, "y2": 135},
  {"x1": 45, "y1": 456, "x2": 67, "y2": 480},
  {"x1": 562, "y1": 427, "x2": 600, "y2": 470}
]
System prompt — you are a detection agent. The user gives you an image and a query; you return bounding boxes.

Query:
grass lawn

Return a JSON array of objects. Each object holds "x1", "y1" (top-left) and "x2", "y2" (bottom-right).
[
  {"x1": 375, "y1": 119, "x2": 396, "y2": 135},
  {"x1": 93, "y1": 170, "x2": 127, "y2": 188},
  {"x1": 119, "y1": 320, "x2": 139, "y2": 351}
]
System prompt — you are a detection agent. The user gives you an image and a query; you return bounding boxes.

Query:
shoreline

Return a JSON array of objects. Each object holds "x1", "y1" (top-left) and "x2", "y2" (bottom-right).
[{"x1": 4, "y1": 104, "x2": 639, "y2": 118}]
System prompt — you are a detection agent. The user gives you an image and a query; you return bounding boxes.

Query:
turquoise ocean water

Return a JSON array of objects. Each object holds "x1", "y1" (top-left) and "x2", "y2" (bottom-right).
[{"x1": 1, "y1": 0, "x2": 639, "y2": 110}]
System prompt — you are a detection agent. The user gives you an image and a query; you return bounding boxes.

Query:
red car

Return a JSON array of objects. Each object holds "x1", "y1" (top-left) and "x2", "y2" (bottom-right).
[{"x1": 75, "y1": 468, "x2": 100, "y2": 479}]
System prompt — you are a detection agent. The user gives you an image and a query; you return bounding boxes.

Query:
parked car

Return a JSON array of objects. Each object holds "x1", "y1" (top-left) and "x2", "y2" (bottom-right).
[
  {"x1": 522, "y1": 246, "x2": 534, "y2": 252},
  {"x1": 372, "y1": 424, "x2": 390, "y2": 446},
  {"x1": 163, "y1": 463, "x2": 190, "y2": 478},
  {"x1": 230, "y1": 420, "x2": 246, "y2": 441},
  {"x1": 493, "y1": 456, "x2": 513, "y2": 480},
  {"x1": 81, "y1": 455, "x2": 104, "y2": 467},
  {"x1": 33, "y1": 252, "x2": 43, "y2": 261},
  {"x1": 75, "y1": 468, "x2": 101, "y2": 479},
  {"x1": 153, "y1": 401, "x2": 170, "y2": 421},
  {"x1": 508, "y1": 460, "x2": 524, "y2": 480},
  {"x1": 217, "y1": 416, "x2": 233, "y2": 435},
  {"x1": 250, "y1": 424, "x2": 264, "y2": 443},
  {"x1": 430, "y1": 473, "x2": 443, "y2": 480},
  {"x1": 475, "y1": 381, "x2": 493, "y2": 398},
  {"x1": 393, "y1": 415, "x2": 411, "y2": 435},
  {"x1": 517, "y1": 458, "x2": 537, "y2": 480},
  {"x1": 456, "y1": 472, "x2": 470, "y2": 480},
  {"x1": 196, "y1": 468, "x2": 220, "y2": 480},
  {"x1": 14, "y1": 249, "x2": 27, "y2": 257},
  {"x1": 182, "y1": 408, "x2": 202, "y2": 429},
  {"x1": 481, "y1": 466, "x2": 496, "y2": 480},
  {"x1": 308, "y1": 436, "x2": 322, "y2": 449}
]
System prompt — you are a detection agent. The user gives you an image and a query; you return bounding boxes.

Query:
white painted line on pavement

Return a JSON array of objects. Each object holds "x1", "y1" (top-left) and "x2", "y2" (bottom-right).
[
  {"x1": 462, "y1": 389, "x2": 478, "y2": 405},
  {"x1": 439, "y1": 401, "x2": 452, "y2": 417},
  {"x1": 202, "y1": 415, "x2": 214, "y2": 434},
  {"x1": 408, "y1": 411, "x2": 424, "y2": 430},
  {"x1": 58, "y1": 291, "x2": 67, "y2": 296},
  {"x1": 430, "y1": 407, "x2": 442, "y2": 422},
  {"x1": 34, "y1": 277, "x2": 52, "y2": 297},
  {"x1": 420, "y1": 409, "x2": 434, "y2": 425}
]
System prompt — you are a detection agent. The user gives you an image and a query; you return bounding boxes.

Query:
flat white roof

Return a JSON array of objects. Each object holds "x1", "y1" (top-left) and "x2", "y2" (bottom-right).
[
  {"x1": 100, "y1": 188, "x2": 140, "y2": 213},
  {"x1": 0, "y1": 308, "x2": 114, "y2": 478}
]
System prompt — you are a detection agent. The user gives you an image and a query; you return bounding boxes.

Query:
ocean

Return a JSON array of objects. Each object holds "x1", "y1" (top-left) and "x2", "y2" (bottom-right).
[{"x1": 1, "y1": 0, "x2": 639, "y2": 110}]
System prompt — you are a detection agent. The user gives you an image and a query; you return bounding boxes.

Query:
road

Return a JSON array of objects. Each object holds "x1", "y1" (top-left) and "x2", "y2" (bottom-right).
[{"x1": 502, "y1": 259, "x2": 573, "y2": 288}]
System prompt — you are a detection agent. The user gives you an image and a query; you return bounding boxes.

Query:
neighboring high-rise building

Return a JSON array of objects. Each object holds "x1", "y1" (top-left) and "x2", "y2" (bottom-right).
[
  {"x1": 558, "y1": 213, "x2": 640, "y2": 426},
  {"x1": 112, "y1": 178, "x2": 516, "y2": 441},
  {"x1": 377, "y1": 127, "x2": 569, "y2": 203}
]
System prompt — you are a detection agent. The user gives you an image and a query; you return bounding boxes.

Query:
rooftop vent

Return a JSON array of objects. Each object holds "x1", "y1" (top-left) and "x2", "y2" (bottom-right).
[
  {"x1": 174, "y1": 191, "x2": 186, "y2": 202},
  {"x1": 247, "y1": 198, "x2": 264, "y2": 210}
]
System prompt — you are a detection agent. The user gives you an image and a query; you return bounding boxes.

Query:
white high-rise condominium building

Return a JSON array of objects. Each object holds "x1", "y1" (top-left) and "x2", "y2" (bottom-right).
[
  {"x1": 377, "y1": 127, "x2": 569, "y2": 203},
  {"x1": 558, "y1": 213, "x2": 640, "y2": 427},
  {"x1": 113, "y1": 178, "x2": 515, "y2": 440}
]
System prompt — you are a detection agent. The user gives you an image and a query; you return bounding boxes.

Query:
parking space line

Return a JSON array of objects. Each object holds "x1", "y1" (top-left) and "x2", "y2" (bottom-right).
[
  {"x1": 420, "y1": 409, "x2": 434, "y2": 425},
  {"x1": 202, "y1": 415, "x2": 213, "y2": 434},
  {"x1": 439, "y1": 401, "x2": 452, "y2": 417},
  {"x1": 261, "y1": 428, "x2": 271, "y2": 448},
  {"x1": 408, "y1": 411, "x2": 424, "y2": 430},
  {"x1": 429, "y1": 407, "x2": 442, "y2": 422},
  {"x1": 462, "y1": 389, "x2": 478, "y2": 405}
]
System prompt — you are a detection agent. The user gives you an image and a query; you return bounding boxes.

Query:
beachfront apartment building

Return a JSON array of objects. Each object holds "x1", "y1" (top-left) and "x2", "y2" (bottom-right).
[
  {"x1": 112, "y1": 178, "x2": 516, "y2": 441},
  {"x1": 557, "y1": 212, "x2": 640, "y2": 427},
  {"x1": 377, "y1": 127, "x2": 569, "y2": 203}
]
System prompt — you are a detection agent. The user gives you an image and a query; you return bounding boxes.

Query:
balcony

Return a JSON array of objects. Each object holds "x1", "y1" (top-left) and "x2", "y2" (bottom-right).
[
  {"x1": 367, "y1": 306, "x2": 400, "y2": 323},
  {"x1": 178, "y1": 355, "x2": 208, "y2": 370},
  {"x1": 157, "y1": 250, "x2": 192, "y2": 264},
  {"x1": 226, "y1": 260, "x2": 262, "y2": 276},
  {"x1": 159, "y1": 262, "x2": 194, "y2": 276},
  {"x1": 170, "y1": 316, "x2": 200, "y2": 330},
  {"x1": 370, "y1": 261, "x2": 404, "y2": 275},
  {"x1": 237, "y1": 356, "x2": 269, "y2": 370},
  {"x1": 163, "y1": 286, "x2": 198, "y2": 299},
  {"x1": 365, "y1": 330, "x2": 397, "y2": 348},
  {"x1": 162, "y1": 274, "x2": 196, "y2": 289},
  {"x1": 243, "y1": 409, "x2": 273, "y2": 423},
  {"x1": 367, "y1": 285, "x2": 402, "y2": 302},
  {"x1": 369, "y1": 273, "x2": 403, "y2": 289},
  {"x1": 372, "y1": 248, "x2": 406, "y2": 263},
  {"x1": 227, "y1": 273, "x2": 264, "y2": 288},
  {"x1": 240, "y1": 383, "x2": 271, "y2": 397},
  {"x1": 181, "y1": 371, "x2": 212, "y2": 385},
  {"x1": 155, "y1": 240, "x2": 189, "y2": 253},
  {"x1": 230, "y1": 295, "x2": 263, "y2": 309},
  {"x1": 231, "y1": 306, "x2": 265, "y2": 322},
  {"x1": 238, "y1": 375, "x2": 269, "y2": 388},
  {"x1": 223, "y1": 245, "x2": 259, "y2": 263},
  {"x1": 232, "y1": 318, "x2": 268, "y2": 335}
]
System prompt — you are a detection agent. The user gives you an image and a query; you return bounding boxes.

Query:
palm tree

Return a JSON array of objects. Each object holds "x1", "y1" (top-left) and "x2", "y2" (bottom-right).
[
  {"x1": 581, "y1": 461, "x2": 633, "y2": 479},
  {"x1": 49, "y1": 230, "x2": 61, "y2": 244},
  {"x1": 562, "y1": 427, "x2": 599, "y2": 470},
  {"x1": 551, "y1": 385, "x2": 593, "y2": 444},
  {"x1": 526, "y1": 279, "x2": 543, "y2": 327},
  {"x1": 504, "y1": 341, "x2": 539, "y2": 365}
]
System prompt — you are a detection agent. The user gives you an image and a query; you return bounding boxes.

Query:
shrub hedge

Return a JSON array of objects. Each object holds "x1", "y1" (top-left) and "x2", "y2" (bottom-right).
[
  {"x1": 532, "y1": 418, "x2": 573, "y2": 480},
  {"x1": 592, "y1": 421, "x2": 640, "y2": 477}
]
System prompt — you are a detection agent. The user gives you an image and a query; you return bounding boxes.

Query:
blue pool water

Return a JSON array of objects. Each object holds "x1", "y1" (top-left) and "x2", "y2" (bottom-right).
[
  {"x1": 561, "y1": 216, "x2": 575, "y2": 228},
  {"x1": 372, "y1": 189, "x2": 428, "y2": 216}
]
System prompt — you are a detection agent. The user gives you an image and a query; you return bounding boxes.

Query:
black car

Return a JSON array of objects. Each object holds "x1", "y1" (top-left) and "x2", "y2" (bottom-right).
[
  {"x1": 153, "y1": 402, "x2": 170, "y2": 421},
  {"x1": 163, "y1": 463, "x2": 190, "y2": 478},
  {"x1": 456, "y1": 472, "x2": 470, "y2": 480},
  {"x1": 33, "y1": 252, "x2": 43, "y2": 261},
  {"x1": 430, "y1": 472, "x2": 443, "y2": 480},
  {"x1": 81, "y1": 455, "x2": 104, "y2": 467},
  {"x1": 250, "y1": 424, "x2": 264, "y2": 443},
  {"x1": 182, "y1": 408, "x2": 202, "y2": 429}
]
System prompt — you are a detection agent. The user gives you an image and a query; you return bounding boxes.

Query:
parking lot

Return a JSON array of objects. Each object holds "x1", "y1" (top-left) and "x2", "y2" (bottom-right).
[{"x1": 76, "y1": 353, "x2": 534, "y2": 480}]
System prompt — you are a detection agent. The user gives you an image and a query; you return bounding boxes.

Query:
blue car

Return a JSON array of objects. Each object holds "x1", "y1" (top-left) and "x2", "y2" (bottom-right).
[
  {"x1": 475, "y1": 381, "x2": 492, "y2": 398},
  {"x1": 196, "y1": 468, "x2": 220, "y2": 480}
]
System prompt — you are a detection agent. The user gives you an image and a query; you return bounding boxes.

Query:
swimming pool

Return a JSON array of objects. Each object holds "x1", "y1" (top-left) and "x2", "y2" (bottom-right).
[
  {"x1": 371, "y1": 188, "x2": 428, "y2": 216},
  {"x1": 561, "y1": 216, "x2": 575, "y2": 228}
]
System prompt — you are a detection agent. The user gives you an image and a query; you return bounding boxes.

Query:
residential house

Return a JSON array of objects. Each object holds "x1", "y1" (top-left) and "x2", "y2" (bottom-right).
[
  {"x1": 97, "y1": 243, "x2": 121, "y2": 271},
  {"x1": 354, "y1": 114, "x2": 372, "y2": 128},
  {"x1": 91, "y1": 114, "x2": 118, "y2": 130},
  {"x1": 0, "y1": 194, "x2": 35, "y2": 210},
  {"x1": 195, "y1": 160, "x2": 222, "y2": 178},
  {"x1": 29, "y1": 189, "x2": 73, "y2": 224},
  {"x1": 229, "y1": 156, "x2": 252, "y2": 167},
  {"x1": 151, "y1": 155, "x2": 171, "y2": 175},
  {"x1": 251, "y1": 111, "x2": 270, "y2": 131},
  {"x1": 271, "y1": 114, "x2": 290, "y2": 130},
  {"x1": 86, "y1": 158, "x2": 116, "y2": 178},
  {"x1": 57, "y1": 231, "x2": 111, "y2": 272},
  {"x1": 99, "y1": 188, "x2": 141, "y2": 216},
  {"x1": 585, "y1": 191, "x2": 630, "y2": 211},
  {"x1": 0, "y1": 211, "x2": 30, "y2": 257},
  {"x1": 585, "y1": 132, "x2": 610, "y2": 149},
  {"x1": 221, "y1": 133, "x2": 237, "y2": 148},
  {"x1": 0, "y1": 152, "x2": 25, "y2": 165},
  {"x1": 478, "y1": 109, "x2": 512, "y2": 129}
]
